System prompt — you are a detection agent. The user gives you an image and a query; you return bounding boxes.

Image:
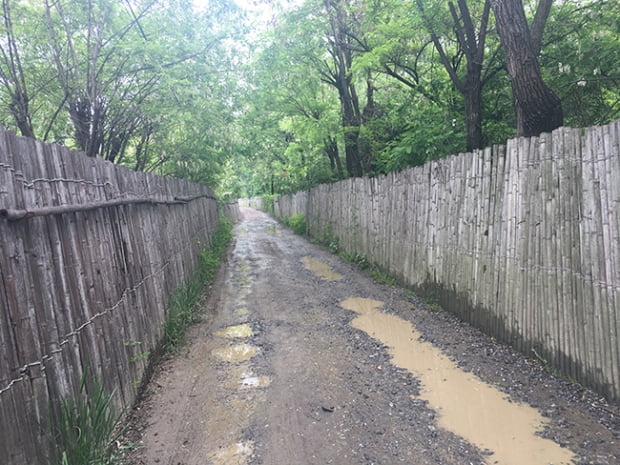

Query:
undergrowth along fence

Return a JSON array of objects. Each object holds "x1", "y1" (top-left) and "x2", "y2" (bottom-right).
[
  {"x1": 267, "y1": 119, "x2": 620, "y2": 401},
  {"x1": 0, "y1": 127, "x2": 238, "y2": 464}
]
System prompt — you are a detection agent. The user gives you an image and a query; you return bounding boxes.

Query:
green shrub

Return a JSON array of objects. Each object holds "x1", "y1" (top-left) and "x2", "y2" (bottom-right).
[
  {"x1": 369, "y1": 267, "x2": 397, "y2": 286},
  {"x1": 321, "y1": 224, "x2": 339, "y2": 253},
  {"x1": 288, "y1": 213, "x2": 307, "y2": 235},
  {"x1": 339, "y1": 251, "x2": 370, "y2": 270},
  {"x1": 260, "y1": 194, "x2": 277, "y2": 215}
]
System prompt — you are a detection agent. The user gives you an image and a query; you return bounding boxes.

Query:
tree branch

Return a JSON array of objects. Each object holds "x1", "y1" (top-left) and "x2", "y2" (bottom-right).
[{"x1": 531, "y1": 0, "x2": 553, "y2": 57}]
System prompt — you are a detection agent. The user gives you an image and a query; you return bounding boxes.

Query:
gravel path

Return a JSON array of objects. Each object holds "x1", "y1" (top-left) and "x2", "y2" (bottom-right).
[{"x1": 123, "y1": 207, "x2": 619, "y2": 465}]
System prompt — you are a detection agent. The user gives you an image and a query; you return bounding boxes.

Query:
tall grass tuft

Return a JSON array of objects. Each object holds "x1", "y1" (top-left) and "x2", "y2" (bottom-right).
[
  {"x1": 51, "y1": 370, "x2": 122, "y2": 465},
  {"x1": 162, "y1": 215, "x2": 233, "y2": 352}
]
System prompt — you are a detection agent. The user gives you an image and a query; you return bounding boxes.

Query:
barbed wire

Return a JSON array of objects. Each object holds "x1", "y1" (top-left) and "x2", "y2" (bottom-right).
[
  {"x1": 0, "y1": 215, "x2": 220, "y2": 397},
  {"x1": 23, "y1": 178, "x2": 113, "y2": 189},
  {"x1": 1, "y1": 159, "x2": 216, "y2": 221},
  {"x1": 0, "y1": 260, "x2": 171, "y2": 397},
  {"x1": 0, "y1": 162, "x2": 213, "y2": 199},
  {"x1": 0, "y1": 163, "x2": 113, "y2": 189}
]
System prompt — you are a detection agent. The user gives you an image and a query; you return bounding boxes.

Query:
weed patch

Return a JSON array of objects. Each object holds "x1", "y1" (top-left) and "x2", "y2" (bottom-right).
[
  {"x1": 339, "y1": 251, "x2": 370, "y2": 270},
  {"x1": 285, "y1": 214, "x2": 307, "y2": 235},
  {"x1": 162, "y1": 216, "x2": 233, "y2": 352},
  {"x1": 51, "y1": 370, "x2": 122, "y2": 465},
  {"x1": 369, "y1": 267, "x2": 397, "y2": 286}
]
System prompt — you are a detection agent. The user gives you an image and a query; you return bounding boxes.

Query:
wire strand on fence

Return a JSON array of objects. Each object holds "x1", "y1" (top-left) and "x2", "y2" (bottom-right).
[
  {"x1": 1, "y1": 193, "x2": 216, "y2": 221},
  {"x1": 0, "y1": 260, "x2": 171, "y2": 396},
  {"x1": 0, "y1": 215, "x2": 219, "y2": 397}
]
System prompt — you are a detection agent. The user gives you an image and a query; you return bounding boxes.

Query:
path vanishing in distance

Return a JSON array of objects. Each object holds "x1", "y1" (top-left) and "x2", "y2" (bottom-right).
[{"x1": 124, "y1": 208, "x2": 619, "y2": 465}]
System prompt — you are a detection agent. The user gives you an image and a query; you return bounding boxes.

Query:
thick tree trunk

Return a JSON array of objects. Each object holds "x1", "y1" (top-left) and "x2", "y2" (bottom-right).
[
  {"x1": 464, "y1": 72, "x2": 483, "y2": 151},
  {"x1": 491, "y1": 0, "x2": 563, "y2": 137},
  {"x1": 12, "y1": 100, "x2": 35, "y2": 139},
  {"x1": 335, "y1": 74, "x2": 363, "y2": 177}
]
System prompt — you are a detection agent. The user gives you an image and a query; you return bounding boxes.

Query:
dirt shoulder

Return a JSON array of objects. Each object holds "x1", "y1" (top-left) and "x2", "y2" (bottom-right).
[{"x1": 122, "y1": 208, "x2": 619, "y2": 465}]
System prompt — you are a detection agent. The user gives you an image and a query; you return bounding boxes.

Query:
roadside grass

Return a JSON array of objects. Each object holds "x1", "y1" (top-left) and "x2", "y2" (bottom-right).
[
  {"x1": 51, "y1": 369, "x2": 123, "y2": 465},
  {"x1": 282, "y1": 213, "x2": 307, "y2": 236},
  {"x1": 162, "y1": 215, "x2": 233, "y2": 352},
  {"x1": 50, "y1": 216, "x2": 234, "y2": 465}
]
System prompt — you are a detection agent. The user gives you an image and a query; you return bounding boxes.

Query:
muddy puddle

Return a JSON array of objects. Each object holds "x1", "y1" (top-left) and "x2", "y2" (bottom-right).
[
  {"x1": 208, "y1": 441, "x2": 254, "y2": 465},
  {"x1": 340, "y1": 297, "x2": 576, "y2": 465},
  {"x1": 212, "y1": 344, "x2": 259, "y2": 364},
  {"x1": 301, "y1": 256, "x2": 343, "y2": 281},
  {"x1": 234, "y1": 307, "x2": 249, "y2": 318},
  {"x1": 215, "y1": 324, "x2": 254, "y2": 339},
  {"x1": 240, "y1": 375, "x2": 271, "y2": 388}
]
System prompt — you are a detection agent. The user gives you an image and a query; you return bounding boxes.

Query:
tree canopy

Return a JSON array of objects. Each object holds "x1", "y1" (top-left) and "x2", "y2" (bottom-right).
[{"x1": 1, "y1": 0, "x2": 618, "y2": 197}]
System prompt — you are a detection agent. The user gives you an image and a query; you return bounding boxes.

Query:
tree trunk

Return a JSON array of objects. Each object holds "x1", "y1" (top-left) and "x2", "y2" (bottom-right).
[
  {"x1": 324, "y1": 0, "x2": 364, "y2": 178},
  {"x1": 416, "y1": 0, "x2": 489, "y2": 151},
  {"x1": 491, "y1": 0, "x2": 563, "y2": 137},
  {"x1": 324, "y1": 137, "x2": 344, "y2": 179},
  {"x1": 464, "y1": 71, "x2": 483, "y2": 151},
  {"x1": 11, "y1": 93, "x2": 35, "y2": 139},
  {"x1": 335, "y1": 70, "x2": 363, "y2": 177},
  {"x1": 343, "y1": 124, "x2": 363, "y2": 178}
]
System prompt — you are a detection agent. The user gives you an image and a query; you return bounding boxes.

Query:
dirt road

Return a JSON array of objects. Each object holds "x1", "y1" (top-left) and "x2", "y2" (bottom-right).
[{"x1": 124, "y1": 208, "x2": 619, "y2": 465}]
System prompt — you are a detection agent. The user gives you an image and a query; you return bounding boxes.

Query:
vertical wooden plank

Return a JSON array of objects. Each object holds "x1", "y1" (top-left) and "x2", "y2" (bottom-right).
[
  {"x1": 551, "y1": 128, "x2": 569, "y2": 375},
  {"x1": 564, "y1": 127, "x2": 582, "y2": 381},
  {"x1": 606, "y1": 121, "x2": 620, "y2": 399},
  {"x1": 0, "y1": 130, "x2": 30, "y2": 465},
  {"x1": 592, "y1": 124, "x2": 615, "y2": 396}
]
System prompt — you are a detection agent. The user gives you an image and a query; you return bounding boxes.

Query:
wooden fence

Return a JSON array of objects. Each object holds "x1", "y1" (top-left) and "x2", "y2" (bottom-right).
[
  {"x1": 269, "y1": 120, "x2": 620, "y2": 401},
  {"x1": 0, "y1": 128, "x2": 238, "y2": 464}
]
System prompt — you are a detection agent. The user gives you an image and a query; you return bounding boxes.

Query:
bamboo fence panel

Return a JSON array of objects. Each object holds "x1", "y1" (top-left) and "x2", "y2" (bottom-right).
[
  {"x1": 0, "y1": 128, "x2": 236, "y2": 464},
  {"x1": 267, "y1": 119, "x2": 620, "y2": 401}
]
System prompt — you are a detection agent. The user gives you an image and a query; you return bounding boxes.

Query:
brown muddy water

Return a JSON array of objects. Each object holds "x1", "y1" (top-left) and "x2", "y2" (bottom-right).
[
  {"x1": 212, "y1": 343, "x2": 259, "y2": 363},
  {"x1": 215, "y1": 323, "x2": 255, "y2": 339},
  {"x1": 341, "y1": 297, "x2": 576, "y2": 465},
  {"x1": 301, "y1": 256, "x2": 343, "y2": 281}
]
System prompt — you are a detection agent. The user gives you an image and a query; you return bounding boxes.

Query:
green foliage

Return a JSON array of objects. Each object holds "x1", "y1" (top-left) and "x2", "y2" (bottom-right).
[
  {"x1": 0, "y1": 0, "x2": 245, "y2": 191},
  {"x1": 542, "y1": 0, "x2": 620, "y2": 127},
  {"x1": 260, "y1": 195, "x2": 277, "y2": 215},
  {"x1": 234, "y1": 0, "x2": 620, "y2": 198},
  {"x1": 402, "y1": 289, "x2": 444, "y2": 312},
  {"x1": 2, "y1": 0, "x2": 618, "y2": 197},
  {"x1": 51, "y1": 370, "x2": 122, "y2": 465},
  {"x1": 162, "y1": 216, "x2": 233, "y2": 352},
  {"x1": 339, "y1": 250, "x2": 370, "y2": 270},
  {"x1": 332, "y1": 244, "x2": 397, "y2": 285},
  {"x1": 369, "y1": 267, "x2": 398, "y2": 286},
  {"x1": 286, "y1": 214, "x2": 307, "y2": 235},
  {"x1": 321, "y1": 224, "x2": 340, "y2": 253}
]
